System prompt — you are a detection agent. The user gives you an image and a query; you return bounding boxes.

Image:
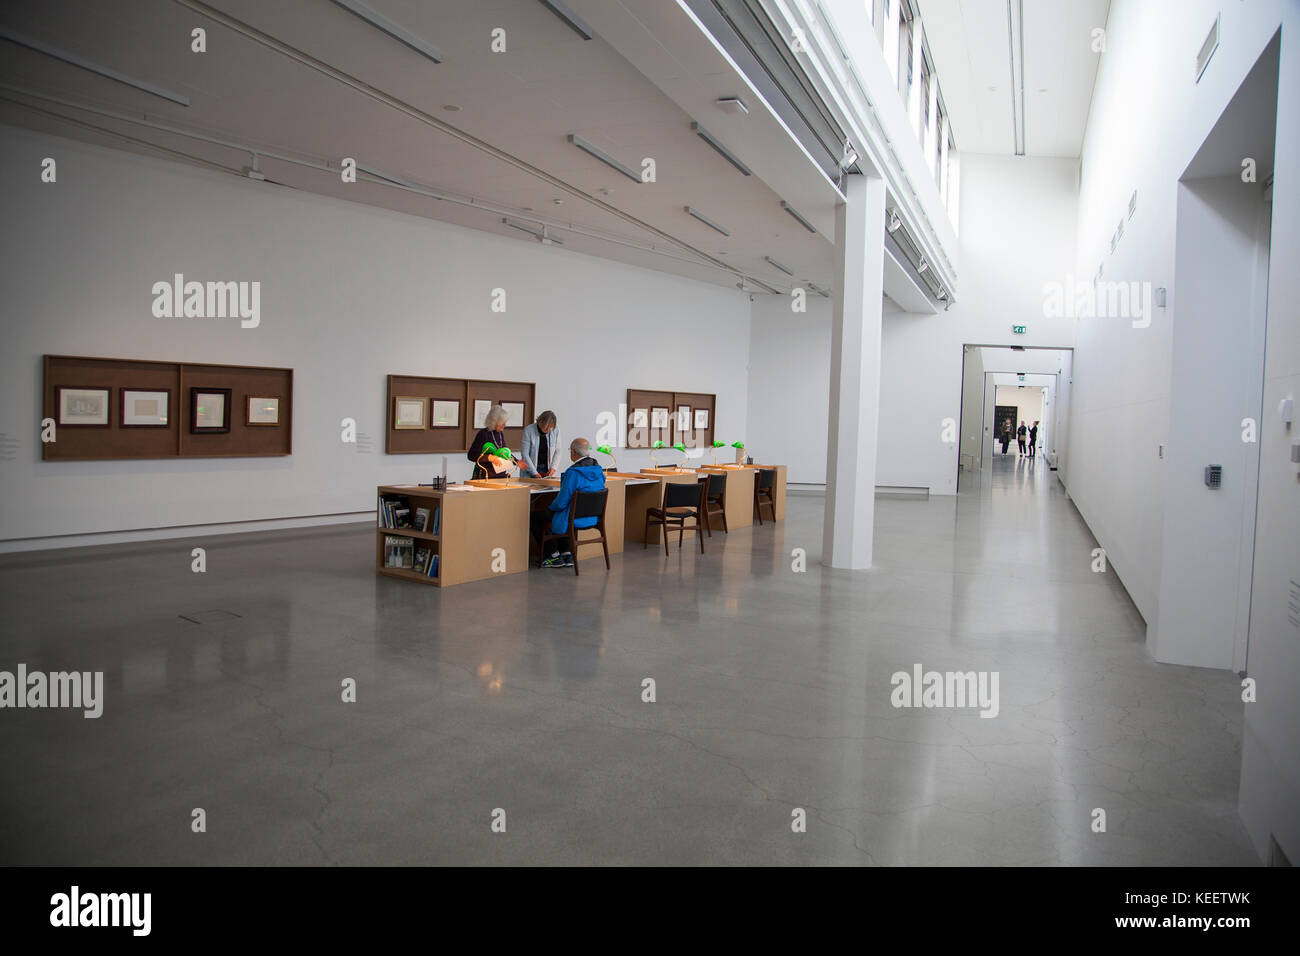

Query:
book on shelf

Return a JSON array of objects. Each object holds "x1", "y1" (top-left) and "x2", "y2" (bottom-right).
[
  {"x1": 427, "y1": 554, "x2": 439, "y2": 578},
  {"x1": 415, "y1": 506, "x2": 431, "y2": 533},
  {"x1": 383, "y1": 535, "x2": 415, "y2": 569},
  {"x1": 413, "y1": 547, "x2": 431, "y2": 575},
  {"x1": 431, "y1": 506, "x2": 441, "y2": 535},
  {"x1": 378, "y1": 494, "x2": 416, "y2": 530}
]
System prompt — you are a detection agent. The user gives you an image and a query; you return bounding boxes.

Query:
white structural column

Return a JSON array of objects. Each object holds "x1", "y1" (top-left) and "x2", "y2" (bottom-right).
[{"x1": 822, "y1": 173, "x2": 887, "y2": 569}]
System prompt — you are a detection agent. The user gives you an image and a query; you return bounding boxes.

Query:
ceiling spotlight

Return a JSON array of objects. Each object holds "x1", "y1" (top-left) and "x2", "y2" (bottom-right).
[
  {"x1": 685, "y1": 206, "x2": 730, "y2": 237},
  {"x1": 538, "y1": 0, "x2": 593, "y2": 40},
  {"x1": 329, "y1": 0, "x2": 444, "y2": 64},
  {"x1": 568, "y1": 133, "x2": 641, "y2": 183},
  {"x1": 841, "y1": 141, "x2": 859, "y2": 170},
  {"x1": 780, "y1": 201, "x2": 817, "y2": 234},
  {"x1": 763, "y1": 256, "x2": 794, "y2": 276},
  {"x1": 691, "y1": 122, "x2": 751, "y2": 176},
  {"x1": 0, "y1": 26, "x2": 191, "y2": 105},
  {"x1": 502, "y1": 218, "x2": 563, "y2": 245},
  {"x1": 917, "y1": 257, "x2": 929, "y2": 274},
  {"x1": 887, "y1": 211, "x2": 902, "y2": 233},
  {"x1": 936, "y1": 287, "x2": 947, "y2": 299},
  {"x1": 716, "y1": 96, "x2": 749, "y2": 115}
]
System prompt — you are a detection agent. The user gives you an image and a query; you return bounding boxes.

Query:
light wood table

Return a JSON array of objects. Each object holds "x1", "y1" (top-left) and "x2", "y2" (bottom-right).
[
  {"x1": 517, "y1": 475, "x2": 626, "y2": 561},
  {"x1": 376, "y1": 483, "x2": 530, "y2": 587},
  {"x1": 694, "y1": 465, "x2": 754, "y2": 533}
]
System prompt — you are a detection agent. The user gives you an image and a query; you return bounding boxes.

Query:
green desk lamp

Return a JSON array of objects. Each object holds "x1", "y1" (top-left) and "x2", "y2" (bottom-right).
[
  {"x1": 596, "y1": 443, "x2": 617, "y2": 472},
  {"x1": 710, "y1": 439, "x2": 726, "y2": 466},
  {"x1": 478, "y1": 442, "x2": 514, "y2": 478},
  {"x1": 731, "y1": 440, "x2": 746, "y2": 465},
  {"x1": 650, "y1": 440, "x2": 666, "y2": 469},
  {"x1": 672, "y1": 442, "x2": 687, "y2": 469}
]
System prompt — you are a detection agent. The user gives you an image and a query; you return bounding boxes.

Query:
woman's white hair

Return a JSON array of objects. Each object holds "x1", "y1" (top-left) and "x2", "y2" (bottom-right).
[{"x1": 485, "y1": 405, "x2": 509, "y2": 429}]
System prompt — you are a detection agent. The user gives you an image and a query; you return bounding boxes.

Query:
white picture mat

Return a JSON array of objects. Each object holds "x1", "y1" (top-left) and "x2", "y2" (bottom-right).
[
  {"x1": 473, "y1": 399, "x2": 492, "y2": 429},
  {"x1": 650, "y1": 407, "x2": 669, "y2": 428},
  {"x1": 247, "y1": 396, "x2": 279, "y2": 424},
  {"x1": 395, "y1": 398, "x2": 426, "y2": 427},
  {"x1": 694, "y1": 408, "x2": 709, "y2": 429},
  {"x1": 194, "y1": 392, "x2": 226, "y2": 428},
  {"x1": 123, "y1": 390, "x2": 169, "y2": 425},
  {"x1": 502, "y1": 401, "x2": 525, "y2": 427},
  {"x1": 676, "y1": 406, "x2": 691, "y2": 431},
  {"x1": 431, "y1": 400, "x2": 459, "y2": 426},
  {"x1": 631, "y1": 408, "x2": 648, "y2": 428},
  {"x1": 59, "y1": 387, "x2": 109, "y2": 424}
]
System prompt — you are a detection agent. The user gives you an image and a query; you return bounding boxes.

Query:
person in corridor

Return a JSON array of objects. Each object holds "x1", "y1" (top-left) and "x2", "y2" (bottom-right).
[
  {"x1": 1001, "y1": 419, "x2": 1012, "y2": 454},
  {"x1": 1017, "y1": 421, "x2": 1027, "y2": 455},
  {"x1": 1029, "y1": 421, "x2": 1039, "y2": 458}
]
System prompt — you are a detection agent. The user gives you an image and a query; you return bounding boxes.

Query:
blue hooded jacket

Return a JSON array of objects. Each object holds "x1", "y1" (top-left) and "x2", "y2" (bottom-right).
[{"x1": 549, "y1": 458, "x2": 606, "y2": 534}]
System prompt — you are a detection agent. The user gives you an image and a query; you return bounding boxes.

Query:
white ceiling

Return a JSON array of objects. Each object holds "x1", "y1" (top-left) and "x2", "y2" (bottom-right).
[
  {"x1": 918, "y1": 0, "x2": 1111, "y2": 157},
  {"x1": 0, "y1": 0, "x2": 840, "y2": 296}
]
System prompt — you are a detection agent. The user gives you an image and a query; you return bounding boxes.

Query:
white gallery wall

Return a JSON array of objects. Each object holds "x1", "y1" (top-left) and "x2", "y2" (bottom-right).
[
  {"x1": 0, "y1": 126, "x2": 752, "y2": 549},
  {"x1": 958, "y1": 345, "x2": 984, "y2": 471},
  {"x1": 750, "y1": 154, "x2": 1079, "y2": 493},
  {"x1": 1067, "y1": 0, "x2": 1299, "y2": 862}
]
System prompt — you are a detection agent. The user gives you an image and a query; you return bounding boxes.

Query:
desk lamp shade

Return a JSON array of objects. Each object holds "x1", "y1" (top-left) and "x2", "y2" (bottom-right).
[
  {"x1": 651, "y1": 439, "x2": 666, "y2": 468},
  {"x1": 711, "y1": 439, "x2": 725, "y2": 465},
  {"x1": 731, "y1": 440, "x2": 746, "y2": 465},
  {"x1": 596, "y1": 443, "x2": 617, "y2": 471},
  {"x1": 479, "y1": 442, "x2": 514, "y2": 476}
]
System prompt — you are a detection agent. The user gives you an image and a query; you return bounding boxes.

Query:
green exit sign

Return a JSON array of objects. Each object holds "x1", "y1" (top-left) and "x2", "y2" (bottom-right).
[{"x1": 1012, "y1": 325, "x2": 1027, "y2": 335}]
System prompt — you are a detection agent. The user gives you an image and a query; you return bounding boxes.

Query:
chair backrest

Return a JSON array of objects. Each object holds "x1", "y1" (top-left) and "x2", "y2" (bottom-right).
[
  {"x1": 572, "y1": 489, "x2": 608, "y2": 522},
  {"x1": 663, "y1": 481, "x2": 699, "y2": 509},
  {"x1": 705, "y1": 471, "x2": 727, "y2": 496},
  {"x1": 758, "y1": 468, "x2": 776, "y2": 490}
]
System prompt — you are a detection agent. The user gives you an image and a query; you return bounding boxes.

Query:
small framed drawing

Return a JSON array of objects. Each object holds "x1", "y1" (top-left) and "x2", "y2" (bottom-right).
[
  {"x1": 191, "y1": 388, "x2": 232, "y2": 433},
  {"x1": 393, "y1": 396, "x2": 426, "y2": 430},
  {"x1": 56, "y1": 386, "x2": 111, "y2": 427},
  {"x1": 650, "y1": 406, "x2": 669, "y2": 429},
  {"x1": 247, "y1": 396, "x2": 280, "y2": 426},
  {"x1": 121, "y1": 388, "x2": 170, "y2": 427},
  {"x1": 694, "y1": 408, "x2": 709, "y2": 430},
  {"x1": 631, "y1": 408, "x2": 648, "y2": 428},
  {"x1": 473, "y1": 399, "x2": 493, "y2": 429},
  {"x1": 676, "y1": 405, "x2": 692, "y2": 432},
  {"x1": 502, "y1": 401, "x2": 525, "y2": 427},
  {"x1": 431, "y1": 400, "x2": 460, "y2": 428}
]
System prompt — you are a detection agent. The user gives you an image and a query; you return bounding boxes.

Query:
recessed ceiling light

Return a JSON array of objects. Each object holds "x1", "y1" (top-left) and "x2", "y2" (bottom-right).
[
  {"x1": 523, "y1": 207, "x2": 534, "y2": 212},
  {"x1": 987, "y1": 85, "x2": 997, "y2": 92},
  {"x1": 329, "y1": 0, "x2": 444, "y2": 64},
  {"x1": 0, "y1": 26, "x2": 191, "y2": 105},
  {"x1": 716, "y1": 96, "x2": 749, "y2": 115},
  {"x1": 442, "y1": 104, "x2": 461, "y2": 111},
  {"x1": 552, "y1": 198, "x2": 564, "y2": 205}
]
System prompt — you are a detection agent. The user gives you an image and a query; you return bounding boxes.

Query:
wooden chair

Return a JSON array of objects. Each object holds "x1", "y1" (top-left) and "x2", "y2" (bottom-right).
[
  {"x1": 703, "y1": 471, "x2": 728, "y2": 536},
  {"x1": 753, "y1": 468, "x2": 777, "y2": 524},
  {"x1": 645, "y1": 479, "x2": 707, "y2": 554},
  {"x1": 539, "y1": 489, "x2": 610, "y2": 576}
]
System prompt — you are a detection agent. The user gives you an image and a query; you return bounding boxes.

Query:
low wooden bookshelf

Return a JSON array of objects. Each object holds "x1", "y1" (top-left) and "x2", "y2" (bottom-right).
[{"x1": 375, "y1": 483, "x2": 529, "y2": 587}]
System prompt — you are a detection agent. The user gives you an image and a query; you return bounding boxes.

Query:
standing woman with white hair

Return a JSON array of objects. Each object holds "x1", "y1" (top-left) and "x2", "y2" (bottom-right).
[{"x1": 467, "y1": 404, "x2": 514, "y2": 479}]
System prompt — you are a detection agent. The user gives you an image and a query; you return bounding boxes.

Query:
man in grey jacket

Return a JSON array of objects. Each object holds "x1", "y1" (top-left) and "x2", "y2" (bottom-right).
[{"x1": 520, "y1": 410, "x2": 561, "y2": 478}]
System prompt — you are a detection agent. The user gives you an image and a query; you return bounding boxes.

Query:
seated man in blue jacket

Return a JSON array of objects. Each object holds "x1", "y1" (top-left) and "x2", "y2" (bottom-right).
[{"x1": 531, "y1": 438, "x2": 607, "y2": 568}]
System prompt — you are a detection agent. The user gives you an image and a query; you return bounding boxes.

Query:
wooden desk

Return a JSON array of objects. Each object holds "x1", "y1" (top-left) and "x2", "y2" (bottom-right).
[
  {"x1": 695, "y1": 466, "x2": 754, "y2": 533},
  {"x1": 376, "y1": 483, "x2": 530, "y2": 587},
  {"x1": 619, "y1": 471, "x2": 698, "y2": 544},
  {"x1": 518, "y1": 475, "x2": 626, "y2": 560}
]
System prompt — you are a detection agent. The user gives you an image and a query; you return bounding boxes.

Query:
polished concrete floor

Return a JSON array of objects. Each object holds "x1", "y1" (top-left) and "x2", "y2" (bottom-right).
[{"x1": 0, "y1": 456, "x2": 1258, "y2": 865}]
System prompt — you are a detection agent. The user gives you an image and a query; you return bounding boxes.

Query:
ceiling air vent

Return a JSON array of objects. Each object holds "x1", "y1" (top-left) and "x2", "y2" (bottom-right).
[{"x1": 1196, "y1": 14, "x2": 1220, "y2": 82}]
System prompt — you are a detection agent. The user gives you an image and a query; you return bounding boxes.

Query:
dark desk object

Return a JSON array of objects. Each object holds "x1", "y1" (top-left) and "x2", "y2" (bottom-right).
[
  {"x1": 539, "y1": 489, "x2": 610, "y2": 576},
  {"x1": 703, "y1": 470, "x2": 728, "y2": 536},
  {"x1": 754, "y1": 468, "x2": 777, "y2": 524},
  {"x1": 645, "y1": 477, "x2": 707, "y2": 554}
]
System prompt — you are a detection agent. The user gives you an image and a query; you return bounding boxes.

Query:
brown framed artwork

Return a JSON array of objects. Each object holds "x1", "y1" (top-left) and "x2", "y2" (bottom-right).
[
  {"x1": 384, "y1": 375, "x2": 533, "y2": 454},
  {"x1": 246, "y1": 395, "x2": 281, "y2": 426},
  {"x1": 626, "y1": 388, "x2": 715, "y2": 449},
  {"x1": 120, "y1": 388, "x2": 171, "y2": 428},
  {"x1": 190, "y1": 387, "x2": 232, "y2": 434},
  {"x1": 393, "y1": 395, "x2": 427, "y2": 430},
  {"x1": 43, "y1": 356, "x2": 292, "y2": 460},
  {"x1": 56, "y1": 386, "x2": 111, "y2": 427}
]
